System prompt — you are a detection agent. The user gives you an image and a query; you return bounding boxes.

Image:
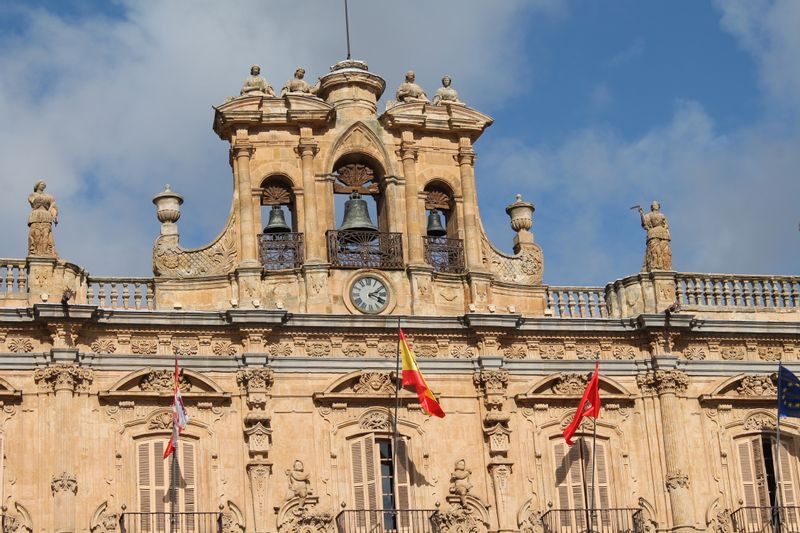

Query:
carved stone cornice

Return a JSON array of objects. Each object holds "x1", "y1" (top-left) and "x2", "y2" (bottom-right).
[
  {"x1": 637, "y1": 370, "x2": 689, "y2": 396},
  {"x1": 34, "y1": 364, "x2": 93, "y2": 393},
  {"x1": 51, "y1": 472, "x2": 77, "y2": 495}
]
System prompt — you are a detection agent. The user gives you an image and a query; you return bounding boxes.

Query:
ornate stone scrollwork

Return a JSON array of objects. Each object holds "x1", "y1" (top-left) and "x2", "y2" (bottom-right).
[
  {"x1": 353, "y1": 372, "x2": 395, "y2": 395},
  {"x1": 51, "y1": 472, "x2": 78, "y2": 495},
  {"x1": 359, "y1": 410, "x2": 390, "y2": 431},
  {"x1": 736, "y1": 375, "x2": 777, "y2": 396},
  {"x1": 552, "y1": 373, "x2": 589, "y2": 395},
  {"x1": 743, "y1": 413, "x2": 777, "y2": 431},
  {"x1": 139, "y1": 370, "x2": 191, "y2": 392},
  {"x1": 34, "y1": 364, "x2": 93, "y2": 393},
  {"x1": 473, "y1": 370, "x2": 509, "y2": 411},
  {"x1": 237, "y1": 368, "x2": 274, "y2": 410}
]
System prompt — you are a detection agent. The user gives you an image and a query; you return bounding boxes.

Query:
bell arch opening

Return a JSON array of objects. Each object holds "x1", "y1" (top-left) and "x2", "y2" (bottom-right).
[{"x1": 259, "y1": 174, "x2": 303, "y2": 270}]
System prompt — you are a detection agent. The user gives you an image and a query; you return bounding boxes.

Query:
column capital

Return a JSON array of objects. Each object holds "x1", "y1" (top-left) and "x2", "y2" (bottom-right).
[
  {"x1": 665, "y1": 470, "x2": 690, "y2": 492},
  {"x1": 51, "y1": 471, "x2": 78, "y2": 495},
  {"x1": 295, "y1": 139, "x2": 319, "y2": 159},
  {"x1": 455, "y1": 147, "x2": 476, "y2": 166},
  {"x1": 34, "y1": 363, "x2": 93, "y2": 394},
  {"x1": 637, "y1": 369, "x2": 689, "y2": 395},
  {"x1": 396, "y1": 141, "x2": 418, "y2": 162},
  {"x1": 232, "y1": 143, "x2": 255, "y2": 158}
]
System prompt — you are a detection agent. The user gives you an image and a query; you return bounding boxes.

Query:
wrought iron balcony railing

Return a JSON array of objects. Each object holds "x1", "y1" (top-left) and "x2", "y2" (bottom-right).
[
  {"x1": 327, "y1": 230, "x2": 404, "y2": 270},
  {"x1": 423, "y1": 236, "x2": 465, "y2": 274},
  {"x1": 259, "y1": 232, "x2": 304, "y2": 270},
  {"x1": 120, "y1": 512, "x2": 222, "y2": 533},
  {"x1": 335, "y1": 509, "x2": 438, "y2": 533},
  {"x1": 731, "y1": 506, "x2": 800, "y2": 533},
  {"x1": 541, "y1": 508, "x2": 645, "y2": 533}
]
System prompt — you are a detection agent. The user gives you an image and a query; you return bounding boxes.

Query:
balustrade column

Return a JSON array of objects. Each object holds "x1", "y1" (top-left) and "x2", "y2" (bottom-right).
[
  {"x1": 641, "y1": 370, "x2": 695, "y2": 531},
  {"x1": 399, "y1": 139, "x2": 424, "y2": 265},
  {"x1": 296, "y1": 139, "x2": 321, "y2": 263},
  {"x1": 234, "y1": 144, "x2": 258, "y2": 266},
  {"x1": 456, "y1": 142, "x2": 483, "y2": 270}
]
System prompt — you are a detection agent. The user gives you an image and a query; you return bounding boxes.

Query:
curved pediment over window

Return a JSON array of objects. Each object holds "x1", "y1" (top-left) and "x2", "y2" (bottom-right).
[
  {"x1": 700, "y1": 373, "x2": 777, "y2": 406},
  {"x1": 98, "y1": 367, "x2": 230, "y2": 404},
  {"x1": 0, "y1": 376, "x2": 22, "y2": 403},
  {"x1": 515, "y1": 372, "x2": 634, "y2": 406}
]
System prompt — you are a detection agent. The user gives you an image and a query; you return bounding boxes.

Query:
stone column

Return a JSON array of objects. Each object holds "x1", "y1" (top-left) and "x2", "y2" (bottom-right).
[
  {"x1": 234, "y1": 143, "x2": 258, "y2": 267},
  {"x1": 398, "y1": 138, "x2": 424, "y2": 265},
  {"x1": 456, "y1": 141, "x2": 482, "y2": 271},
  {"x1": 296, "y1": 138, "x2": 321, "y2": 263},
  {"x1": 640, "y1": 370, "x2": 695, "y2": 531},
  {"x1": 34, "y1": 363, "x2": 93, "y2": 533}
]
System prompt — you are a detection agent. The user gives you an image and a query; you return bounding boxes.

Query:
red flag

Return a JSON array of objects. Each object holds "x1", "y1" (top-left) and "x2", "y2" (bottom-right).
[
  {"x1": 399, "y1": 329, "x2": 445, "y2": 418},
  {"x1": 164, "y1": 357, "x2": 190, "y2": 458},
  {"x1": 563, "y1": 362, "x2": 601, "y2": 445}
]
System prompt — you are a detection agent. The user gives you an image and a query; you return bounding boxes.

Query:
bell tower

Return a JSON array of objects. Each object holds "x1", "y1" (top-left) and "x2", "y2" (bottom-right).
[{"x1": 150, "y1": 60, "x2": 544, "y2": 315}]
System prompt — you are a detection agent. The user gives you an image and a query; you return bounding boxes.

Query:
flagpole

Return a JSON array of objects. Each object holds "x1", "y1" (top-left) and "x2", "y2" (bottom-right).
[
  {"x1": 579, "y1": 438, "x2": 592, "y2": 533},
  {"x1": 774, "y1": 362, "x2": 783, "y2": 533},
  {"x1": 171, "y1": 353, "x2": 178, "y2": 533},
  {"x1": 589, "y1": 359, "x2": 599, "y2": 533},
  {"x1": 391, "y1": 317, "x2": 402, "y2": 525}
]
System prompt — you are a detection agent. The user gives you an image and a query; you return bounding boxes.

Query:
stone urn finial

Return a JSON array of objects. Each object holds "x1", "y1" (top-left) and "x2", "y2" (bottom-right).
[
  {"x1": 505, "y1": 194, "x2": 535, "y2": 249},
  {"x1": 153, "y1": 185, "x2": 184, "y2": 236}
]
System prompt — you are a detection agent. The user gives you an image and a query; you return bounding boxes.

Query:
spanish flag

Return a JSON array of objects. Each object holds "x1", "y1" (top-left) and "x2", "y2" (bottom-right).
[{"x1": 399, "y1": 329, "x2": 445, "y2": 418}]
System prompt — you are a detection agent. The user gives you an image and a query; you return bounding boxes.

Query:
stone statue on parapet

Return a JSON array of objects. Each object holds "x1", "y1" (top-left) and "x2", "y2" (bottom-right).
[
  {"x1": 286, "y1": 459, "x2": 312, "y2": 509},
  {"x1": 280, "y1": 67, "x2": 319, "y2": 97},
  {"x1": 449, "y1": 459, "x2": 473, "y2": 507},
  {"x1": 432, "y1": 75, "x2": 462, "y2": 105},
  {"x1": 635, "y1": 201, "x2": 672, "y2": 271},
  {"x1": 240, "y1": 64, "x2": 275, "y2": 97},
  {"x1": 27, "y1": 180, "x2": 58, "y2": 257},
  {"x1": 396, "y1": 70, "x2": 429, "y2": 103}
]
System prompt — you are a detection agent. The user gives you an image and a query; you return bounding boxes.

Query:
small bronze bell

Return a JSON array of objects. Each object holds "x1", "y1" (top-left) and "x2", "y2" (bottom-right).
[
  {"x1": 426, "y1": 209, "x2": 447, "y2": 237},
  {"x1": 263, "y1": 206, "x2": 291, "y2": 233},
  {"x1": 339, "y1": 192, "x2": 378, "y2": 232}
]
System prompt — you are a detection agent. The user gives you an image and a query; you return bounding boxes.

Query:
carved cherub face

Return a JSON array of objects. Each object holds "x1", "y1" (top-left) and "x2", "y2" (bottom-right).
[
  {"x1": 405, "y1": 70, "x2": 415, "y2": 82},
  {"x1": 442, "y1": 75, "x2": 451, "y2": 87},
  {"x1": 295, "y1": 68, "x2": 305, "y2": 79},
  {"x1": 455, "y1": 459, "x2": 466, "y2": 470},
  {"x1": 250, "y1": 65, "x2": 261, "y2": 76},
  {"x1": 293, "y1": 460, "x2": 304, "y2": 471}
]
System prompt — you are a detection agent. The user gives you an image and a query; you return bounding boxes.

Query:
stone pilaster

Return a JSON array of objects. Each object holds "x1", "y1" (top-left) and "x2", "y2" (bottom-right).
[
  {"x1": 638, "y1": 370, "x2": 695, "y2": 531},
  {"x1": 51, "y1": 472, "x2": 77, "y2": 533},
  {"x1": 296, "y1": 138, "x2": 321, "y2": 263},
  {"x1": 456, "y1": 141, "x2": 482, "y2": 271},
  {"x1": 398, "y1": 137, "x2": 423, "y2": 265},
  {"x1": 233, "y1": 143, "x2": 258, "y2": 267}
]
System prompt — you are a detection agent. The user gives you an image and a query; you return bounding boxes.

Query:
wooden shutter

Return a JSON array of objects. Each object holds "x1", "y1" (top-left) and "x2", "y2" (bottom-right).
[
  {"x1": 775, "y1": 438, "x2": 798, "y2": 506},
  {"x1": 592, "y1": 440, "x2": 612, "y2": 526},
  {"x1": 395, "y1": 438, "x2": 412, "y2": 527},
  {"x1": 738, "y1": 438, "x2": 760, "y2": 508},
  {"x1": 138, "y1": 439, "x2": 196, "y2": 520},
  {"x1": 350, "y1": 435, "x2": 380, "y2": 530},
  {"x1": 138, "y1": 442, "x2": 152, "y2": 514}
]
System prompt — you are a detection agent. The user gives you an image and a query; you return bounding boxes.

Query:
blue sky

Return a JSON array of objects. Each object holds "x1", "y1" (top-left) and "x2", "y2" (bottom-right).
[{"x1": 0, "y1": 0, "x2": 797, "y2": 286}]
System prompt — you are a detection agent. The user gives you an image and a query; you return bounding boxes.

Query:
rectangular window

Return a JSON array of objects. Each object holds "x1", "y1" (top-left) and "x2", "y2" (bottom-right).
[
  {"x1": 553, "y1": 439, "x2": 612, "y2": 529},
  {"x1": 137, "y1": 439, "x2": 196, "y2": 529}
]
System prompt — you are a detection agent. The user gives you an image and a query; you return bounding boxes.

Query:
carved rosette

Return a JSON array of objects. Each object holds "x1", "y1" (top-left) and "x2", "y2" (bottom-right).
[
  {"x1": 237, "y1": 368, "x2": 275, "y2": 410},
  {"x1": 34, "y1": 364, "x2": 93, "y2": 393},
  {"x1": 637, "y1": 370, "x2": 689, "y2": 395},
  {"x1": 51, "y1": 472, "x2": 78, "y2": 495}
]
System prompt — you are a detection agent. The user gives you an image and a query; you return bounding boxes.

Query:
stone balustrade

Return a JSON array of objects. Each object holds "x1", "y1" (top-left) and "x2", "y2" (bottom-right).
[
  {"x1": 545, "y1": 285, "x2": 608, "y2": 318},
  {"x1": 675, "y1": 273, "x2": 800, "y2": 310},
  {"x1": 86, "y1": 277, "x2": 155, "y2": 310},
  {"x1": 0, "y1": 259, "x2": 27, "y2": 297}
]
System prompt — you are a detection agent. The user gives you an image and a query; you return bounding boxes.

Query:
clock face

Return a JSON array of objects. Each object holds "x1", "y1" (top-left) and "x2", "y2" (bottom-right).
[{"x1": 350, "y1": 276, "x2": 389, "y2": 314}]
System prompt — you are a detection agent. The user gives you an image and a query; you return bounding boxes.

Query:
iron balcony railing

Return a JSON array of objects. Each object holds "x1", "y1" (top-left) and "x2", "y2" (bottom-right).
[
  {"x1": 335, "y1": 509, "x2": 438, "y2": 533},
  {"x1": 541, "y1": 508, "x2": 645, "y2": 533},
  {"x1": 119, "y1": 512, "x2": 222, "y2": 533},
  {"x1": 731, "y1": 506, "x2": 800, "y2": 533},
  {"x1": 259, "y1": 232, "x2": 304, "y2": 270},
  {"x1": 326, "y1": 230, "x2": 404, "y2": 270},
  {"x1": 422, "y1": 236, "x2": 465, "y2": 274}
]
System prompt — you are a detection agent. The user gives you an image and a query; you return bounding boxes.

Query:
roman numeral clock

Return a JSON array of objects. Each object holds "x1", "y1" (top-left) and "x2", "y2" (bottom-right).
[{"x1": 349, "y1": 275, "x2": 390, "y2": 314}]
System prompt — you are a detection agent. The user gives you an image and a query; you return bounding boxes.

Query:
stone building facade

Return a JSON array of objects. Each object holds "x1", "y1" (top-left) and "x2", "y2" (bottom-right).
[{"x1": 0, "y1": 59, "x2": 798, "y2": 533}]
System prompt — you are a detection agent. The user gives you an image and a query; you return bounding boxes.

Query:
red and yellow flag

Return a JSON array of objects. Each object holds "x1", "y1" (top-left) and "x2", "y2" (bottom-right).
[{"x1": 399, "y1": 329, "x2": 445, "y2": 418}]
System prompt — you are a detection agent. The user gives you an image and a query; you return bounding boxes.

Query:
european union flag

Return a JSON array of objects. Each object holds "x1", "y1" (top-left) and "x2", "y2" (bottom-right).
[{"x1": 778, "y1": 365, "x2": 800, "y2": 419}]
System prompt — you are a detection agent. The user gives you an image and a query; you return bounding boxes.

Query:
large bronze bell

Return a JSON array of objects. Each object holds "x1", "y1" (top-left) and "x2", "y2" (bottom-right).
[
  {"x1": 339, "y1": 192, "x2": 378, "y2": 232},
  {"x1": 263, "y1": 205, "x2": 291, "y2": 233},
  {"x1": 426, "y1": 209, "x2": 447, "y2": 237}
]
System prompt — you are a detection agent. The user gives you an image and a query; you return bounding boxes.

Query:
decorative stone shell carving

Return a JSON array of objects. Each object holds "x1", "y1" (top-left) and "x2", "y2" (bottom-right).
[{"x1": 353, "y1": 372, "x2": 395, "y2": 394}]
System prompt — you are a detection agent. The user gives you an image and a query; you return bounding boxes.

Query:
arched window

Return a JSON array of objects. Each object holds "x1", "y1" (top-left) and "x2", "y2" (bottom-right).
[
  {"x1": 259, "y1": 176, "x2": 303, "y2": 270},
  {"x1": 422, "y1": 182, "x2": 464, "y2": 273}
]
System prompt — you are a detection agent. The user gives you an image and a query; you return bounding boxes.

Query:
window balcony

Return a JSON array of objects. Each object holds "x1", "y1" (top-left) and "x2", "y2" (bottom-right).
[
  {"x1": 327, "y1": 230, "x2": 404, "y2": 270},
  {"x1": 120, "y1": 512, "x2": 222, "y2": 533},
  {"x1": 259, "y1": 232, "x2": 304, "y2": 270},
  {"x1": 731, "y1": 506, "x2": 800, "y2": 533},
  {"x1": 335, "y1": 509, "x2": 438, "y2": 533},
  {"x1": 541, "y1": 508, "x2": 645, "y2": 533},
  {"x1": 422, "y1": 236, "x2": 465, "y2": 274}
]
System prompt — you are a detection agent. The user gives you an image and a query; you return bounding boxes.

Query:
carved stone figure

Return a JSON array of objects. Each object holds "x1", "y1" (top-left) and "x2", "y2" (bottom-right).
[
  {"x1": 396, "y1": 71, "x2": 429, "y2": 103},
  {"x1": 27, "y1": 180, "x2": 58, "y2": 257},
  {"x1": 638, "y1": 201, "x2": 672, "y2": 271},
  {"x1": 281, "y1": 68, "x2": 319, "y2": 96},
  {"x1": 449, "y1": 459, "x2": 473, "y2": 507},
  {"x1": 240, "y1": 65, "x2": 275, "y2": 97},
  {"x1": 432, "y1": 75, "x2": 461, "y2": 105},
  {"x1": 286, "y1": 460, "x2": 311, "y2": 508}
]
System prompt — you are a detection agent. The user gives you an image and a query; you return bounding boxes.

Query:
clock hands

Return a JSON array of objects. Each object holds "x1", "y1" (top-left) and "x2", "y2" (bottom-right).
[{"x1": 368, "y1": 289, "x2": 386, "y2": 305}]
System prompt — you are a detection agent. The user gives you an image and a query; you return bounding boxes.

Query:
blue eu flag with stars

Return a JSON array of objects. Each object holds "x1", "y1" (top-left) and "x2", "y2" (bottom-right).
[{"x1": 778, "y1": 365, "x2": 800, "y2": 419}]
